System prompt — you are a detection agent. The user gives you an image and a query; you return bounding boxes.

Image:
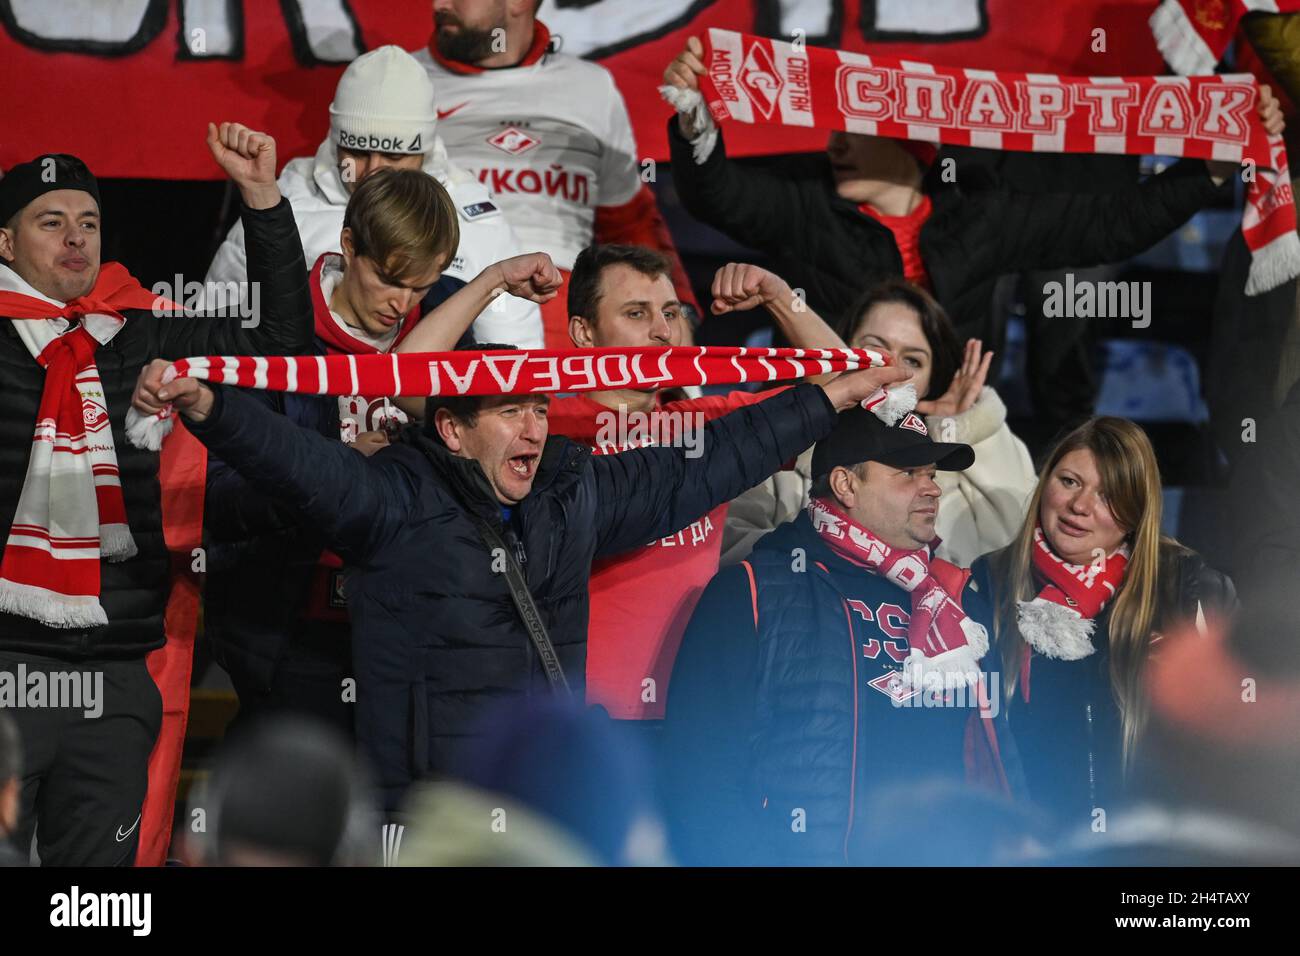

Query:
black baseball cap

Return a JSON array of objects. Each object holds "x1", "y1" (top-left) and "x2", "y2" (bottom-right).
[
  {"x1": 811, "y1": 406, "x2": 974, "y2": 478},
  {"x1": 0, "y1": 154, "x2": 100, "y2": 227}
]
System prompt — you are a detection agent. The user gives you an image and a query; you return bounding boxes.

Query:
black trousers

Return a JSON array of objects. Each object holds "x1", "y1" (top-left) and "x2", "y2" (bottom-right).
[
  {"x1": 224, "y1": 625, "x2": 355, "y2": 744},
  {"x1": 0, "y1": 651, "x2": 162, "y2": 866}
]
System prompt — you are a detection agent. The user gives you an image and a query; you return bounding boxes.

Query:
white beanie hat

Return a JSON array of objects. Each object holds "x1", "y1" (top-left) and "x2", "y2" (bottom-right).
[{"x1": 329, "y1": 45, "x2": 436, "y2": 155}]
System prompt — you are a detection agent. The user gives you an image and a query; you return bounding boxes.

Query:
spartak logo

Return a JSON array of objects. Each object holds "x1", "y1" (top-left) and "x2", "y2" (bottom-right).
[
  {"x1": 898, "y1": 412, "x2": 928, "y2": 436},
  {"x1": 82, "y1": 397, "x2": 109, "y2": 433},
  {"x1": 487, "y1": 126, "x2": 540, "y2": 155},
  {"x1": 738, "y1": 42, "x2": 783, "y2": 119},
  {"x1": 1193, "y1": 0, "x2": 1229, "y2": 31}
]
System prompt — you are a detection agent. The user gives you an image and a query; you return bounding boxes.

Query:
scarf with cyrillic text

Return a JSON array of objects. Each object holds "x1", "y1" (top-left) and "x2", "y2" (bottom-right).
[
  {"x1": 695, "y1": 28, "x2": 1299, "y2": 296},
  {"x1": 126, "y1": 344, "x2": 905, "y2": 448},
  {"x1": 807, "y1": 496, "x2": 989, "y2": 688}
]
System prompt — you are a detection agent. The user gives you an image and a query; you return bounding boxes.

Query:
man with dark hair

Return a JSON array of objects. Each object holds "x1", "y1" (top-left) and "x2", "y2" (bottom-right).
[
  {"x1": 545, "y1": 245, "x2": 844, "y2": 735},
  {"x1": 136, "y1": 338, "x2": 911, "y2": 811},
  {"x1": 664, "y1": 407, "x2": 1007, "y2": 865},
  {"x1": 0, "y1": 124, "x2": 312, "y2": 865}
]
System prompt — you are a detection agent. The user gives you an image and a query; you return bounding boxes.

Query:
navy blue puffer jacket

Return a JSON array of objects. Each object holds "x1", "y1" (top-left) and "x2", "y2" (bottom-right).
[{"x1": 185, "y1": 380, "x2": 839, "y2": 809}]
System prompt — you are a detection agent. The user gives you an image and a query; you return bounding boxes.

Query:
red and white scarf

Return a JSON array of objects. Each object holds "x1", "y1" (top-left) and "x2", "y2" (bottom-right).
[
  {"x1": 0, "y1": 263, "x2": 166, "y2": 627},
  {"x1": 126, "y1": 344, "x2": 908, "y2": 448},
  {"x1": 1016, "y1": 525, "x2": 1131, "y2": 661},
  {"x1": 807, "y1": 497, "x2": 989, "y2": 689},
  {"x1": 694, "y1": 28, "x2": 1299, "y2": 296},
  {"x1": 1151, "y1": 0, "x2": 1300, "y2": 76}
]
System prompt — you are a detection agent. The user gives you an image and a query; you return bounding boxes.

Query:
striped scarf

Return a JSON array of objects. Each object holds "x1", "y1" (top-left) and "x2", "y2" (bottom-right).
[
  {"x1": 694, "y1": 28, "x2": 1299, "y2": 296},
  {"x1": 807, "y1": 496, "x2": 989, "y2": 689},
  {"x1": 1016, "y1": 525, "x2": 1131, "y2": 661},
  {"x1": 125, "y1": 344, "x2": 900, "y2": 448},
  {"x1": 0, "y1": 263, "x2": 165, "y2": 627}
]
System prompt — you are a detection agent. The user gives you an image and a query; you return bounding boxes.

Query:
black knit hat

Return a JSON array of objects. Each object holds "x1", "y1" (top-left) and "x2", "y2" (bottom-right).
[
  {"x1": 0, "y1": 154, "x2": 101, "y2": 226},
  {"x1": 811, "y1": 405, "x2": 974, "y2": 478}
]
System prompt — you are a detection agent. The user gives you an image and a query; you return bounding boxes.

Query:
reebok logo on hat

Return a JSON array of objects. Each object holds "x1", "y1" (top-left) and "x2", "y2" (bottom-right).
[{"x1": 337, "y1": 130, "x2": 422, "y2": 154}]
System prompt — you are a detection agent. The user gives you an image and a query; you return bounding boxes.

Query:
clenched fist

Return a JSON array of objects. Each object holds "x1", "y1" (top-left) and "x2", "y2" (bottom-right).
[
  {"x1": 207, "y1": 122, "x2": 281, "y2": 210},
  {"x1": 710, "y1": 262, "x2": 794, "y2": 315},
  {"x1": 493, "y1": 252, "x2": 564, "y2": 304}
]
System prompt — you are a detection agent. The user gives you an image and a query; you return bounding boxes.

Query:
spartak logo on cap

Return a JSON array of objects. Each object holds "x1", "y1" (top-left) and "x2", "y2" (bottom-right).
[{"x1": 899, "y1": 412, "x2": 928, "y2": 436}]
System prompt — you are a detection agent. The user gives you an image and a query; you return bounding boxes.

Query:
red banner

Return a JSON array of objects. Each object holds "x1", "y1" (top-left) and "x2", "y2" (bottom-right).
[{"x1": 0, "y1": 0, "x2": 1170, "y2": 180}]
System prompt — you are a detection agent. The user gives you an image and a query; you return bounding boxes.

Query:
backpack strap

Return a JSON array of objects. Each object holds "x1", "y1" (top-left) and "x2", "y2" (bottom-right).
[
  {"x1": 929, "y1": 558, "x2": 972, "y2": 608},
  {"x1": 740, "y1": 560, "x2": 759, "y2": 631}
]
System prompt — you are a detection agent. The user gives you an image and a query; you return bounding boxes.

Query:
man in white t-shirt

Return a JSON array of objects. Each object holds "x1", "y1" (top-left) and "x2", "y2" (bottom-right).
[
  {"x1": 413, "y1": 1, "x2": 698, "y2": 349},
  {"x1": 206, "y1": 44, "x2": 543, "y2": 349}
]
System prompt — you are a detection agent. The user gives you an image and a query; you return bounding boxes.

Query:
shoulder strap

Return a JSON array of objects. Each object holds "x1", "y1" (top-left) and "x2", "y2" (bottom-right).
[
  {"x1": 740, "y1": 560, "x2": 759, "y2": 631},
  {"x1": 468, "y1": 512, "x2": 572, "y2": 697}
]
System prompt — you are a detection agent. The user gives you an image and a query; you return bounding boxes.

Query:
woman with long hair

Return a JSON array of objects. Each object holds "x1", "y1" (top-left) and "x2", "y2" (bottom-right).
[
  {"x1": 723, "y1": 277, "x2": 1037, "y2": 568},
  {"x1": 971, "y1": 417, "x2": 1236, "y2": 829}
]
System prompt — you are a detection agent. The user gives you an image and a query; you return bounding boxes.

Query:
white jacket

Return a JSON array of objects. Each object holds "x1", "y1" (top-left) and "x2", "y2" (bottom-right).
[
  {"x1": 204, "y1": 137, "x2": 544, "y2": 349},
  {"x1": 720, "y1": 387, "x2": 1037, "y2": 569},
  {"x1": 412, "y1": 43, "x2": 642, "y2": 270}
]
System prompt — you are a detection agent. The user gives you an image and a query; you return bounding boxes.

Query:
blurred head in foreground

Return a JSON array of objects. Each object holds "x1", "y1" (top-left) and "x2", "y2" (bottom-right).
[
  {"x1": 849, "y1": 777, "x2": 1051, "y2": 866},
  {"x1": 1131, "y1": 567, "x2": 1300, "y2": 862},
  {"x1": 404, "y1": 698, "x2": 667, "y2": 866},
  {"x1": 185, "y1": 716, "x2": 377, "y2": 866}
]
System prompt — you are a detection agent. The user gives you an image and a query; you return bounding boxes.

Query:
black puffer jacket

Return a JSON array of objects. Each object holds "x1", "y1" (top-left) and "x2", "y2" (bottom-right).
[
  {"x1": 183, "y1": 380, "x2": 839, "y2": 810},
  {"x1": 0, "y1": 198, "x2": 312, "y2": 660},
  {"x1": 971, "y1": 541, "x2": 1236, "y2": 831},
  {"x1": 669, "y1": 121, "x2": 1227, "y2": 335}
]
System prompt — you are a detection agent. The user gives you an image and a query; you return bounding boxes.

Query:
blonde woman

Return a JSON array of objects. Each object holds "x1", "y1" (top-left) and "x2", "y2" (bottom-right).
[{"x1": 970, "y1": 418, "x2": 1236, "y2": 829}]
